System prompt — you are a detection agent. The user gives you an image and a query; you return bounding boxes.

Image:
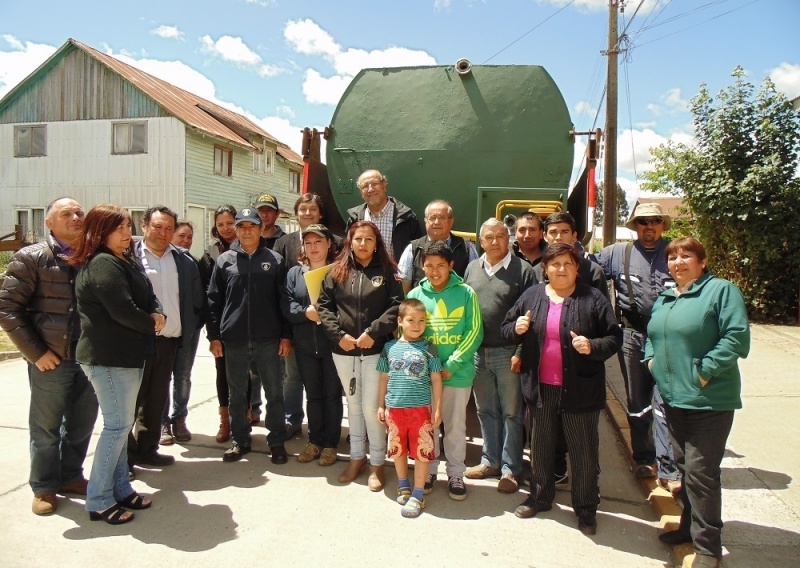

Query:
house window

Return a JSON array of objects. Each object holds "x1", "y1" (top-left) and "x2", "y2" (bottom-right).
[
  {"x1": 128, "y1": 209, "x2": 145, "y2": 238},
  {"x1": 112, "y1": 122, "x2": 147, "y2": 154},
  {"x1": 289, "y1": 170, "x2": 301, "y2": 193},
  {"x1": 214, "y1": 146, "x2": 232, "y2": 177},
  {"x1": 253, "y1": 147, "x2": 273, "y2": 174},
  {"x1": 16, "y1": 208, "x2": 46, "y2": 241},
  {"x1": 14, "y1": 125, "x2": 47, "y2": 157}
]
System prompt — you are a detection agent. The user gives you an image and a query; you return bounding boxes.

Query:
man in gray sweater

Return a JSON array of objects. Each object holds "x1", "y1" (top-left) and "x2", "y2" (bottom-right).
[{"x1": 463, "y1": 218, "x2": 536, "y2": 493}]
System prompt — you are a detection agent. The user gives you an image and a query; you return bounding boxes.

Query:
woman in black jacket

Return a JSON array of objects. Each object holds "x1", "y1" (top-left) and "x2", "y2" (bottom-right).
[
  {"x1": 281, "y1": 224, "x2": 341, "y2": 466},
  {"x1": 71, "y1": 204, "x2": 164, "y2": 525},
  {"x1": 501, "y1": 242, "x2": 621, "y2": 534},
  {"x1": 317, "y1": 220, "x2": 403, "y2": 491}
]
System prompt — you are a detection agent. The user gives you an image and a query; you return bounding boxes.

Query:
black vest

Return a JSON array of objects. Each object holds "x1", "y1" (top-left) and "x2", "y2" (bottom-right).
[{"x1": 409, "y1": 234, "x2": 470, "y2": 287}]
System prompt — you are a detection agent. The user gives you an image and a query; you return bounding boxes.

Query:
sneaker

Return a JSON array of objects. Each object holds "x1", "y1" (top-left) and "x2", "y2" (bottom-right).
[
  {"x1": 464, "y1": 463, "x2": 501, "y2": 479},
  {"x1": 159, "y1": 424, "x2": 174, "y2": 446},
  {"x1": 578, "y1": 514, "x2": 597, "y2": 535},
  {"x1": 448, "y1": 476, "x2": 467, "y2": 501},
  {"x1": 318, "y1": 447, "x2": 338, "y2": 467},
  {"x1": 270, "y1": 445, "x2": 288, "y2": 465},
  {"x1": 297, "y1": 442, "x2": 321, "y2": 463},
  {"x1": 222, "y1": 442, "x2": 251, "y2": 462},
  {"x1": 401, "y1": 496, "x2": 425, "y2": 518},
  {"x1": 32, "y1": 492, "x2": 57, "y2": 516},
  {"x1": 497, "y1": 473, "x2": 519, "y2": 494},
  {"x1": 173, "y1": 418, "x2": 192, "y2": 443},
  {"x1": 423, "y1": 474, "x2": 437, "y2": 495}
]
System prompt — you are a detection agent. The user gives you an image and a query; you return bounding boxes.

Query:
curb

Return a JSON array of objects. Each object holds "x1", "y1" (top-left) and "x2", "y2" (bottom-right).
[
  {"x1": 604, "y1": 384, "x2": 694, "y2": 566},
  {"x1": 0, "y1": 351, "x2": 22, "y2": 362}
]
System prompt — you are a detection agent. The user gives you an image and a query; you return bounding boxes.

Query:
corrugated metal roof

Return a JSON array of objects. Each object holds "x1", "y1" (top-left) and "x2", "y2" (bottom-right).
[{"x1": 0, "y1": 37, "x2": 302, "y2": 159}]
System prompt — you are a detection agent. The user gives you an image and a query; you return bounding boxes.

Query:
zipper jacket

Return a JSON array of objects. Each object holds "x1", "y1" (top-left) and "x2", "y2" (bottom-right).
[{"x1": 317, "y1": 257, "x2": 403, "y2": 357}]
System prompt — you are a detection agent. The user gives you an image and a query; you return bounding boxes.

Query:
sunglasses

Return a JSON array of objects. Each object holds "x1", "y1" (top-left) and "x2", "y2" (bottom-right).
[{"x1": 635, "y1": 217, "x2": 663, "y2": 226}]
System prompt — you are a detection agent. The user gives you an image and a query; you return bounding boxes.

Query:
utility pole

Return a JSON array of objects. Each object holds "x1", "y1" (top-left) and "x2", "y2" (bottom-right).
[{"x1": 603, "y1": 0, "x2": 620, "y2": 247}]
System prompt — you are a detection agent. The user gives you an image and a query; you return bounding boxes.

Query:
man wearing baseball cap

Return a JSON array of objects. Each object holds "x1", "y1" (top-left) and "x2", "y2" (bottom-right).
[
  {"x1": 595, "y1": 203, "x2": 679, "y2": 491},
  {"x1": 206, "y1": 207, "x2": 292, "y2": 464},
  {"x1": 254, "y1": 193, "x2": 286, "y2": 249}
]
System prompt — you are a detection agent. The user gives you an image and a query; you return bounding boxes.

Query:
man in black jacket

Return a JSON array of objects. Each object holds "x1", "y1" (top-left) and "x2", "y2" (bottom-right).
[
  {"x1": 207, "y1": 208, "x2": 293, "y2": 464},
  {"x1": 129, "y1": 206, "x2": 204, "y2": 470},
  {"x1": 0, "y1": 197, "x2": 99, "y2": 516},
  {"x1": 345, "y1": 169, "x2": 423, "y2": 260}
]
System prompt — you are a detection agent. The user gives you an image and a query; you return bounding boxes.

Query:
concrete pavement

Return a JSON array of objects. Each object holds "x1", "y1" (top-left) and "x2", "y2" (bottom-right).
[{"x1": 0, "y1": 324, "x2": 797, "y2": 566}]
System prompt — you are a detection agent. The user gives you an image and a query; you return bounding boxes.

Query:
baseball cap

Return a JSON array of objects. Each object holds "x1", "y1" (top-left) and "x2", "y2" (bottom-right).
[
  {"x1": 254, "y1": 193, "x2": 279, "y2": 211},
  {"x1": 235, "y1": 207, "x2": 262, "y2": 226},
  {"x1": 301, "y1": 223, "x2": 333, "y2": 240}
]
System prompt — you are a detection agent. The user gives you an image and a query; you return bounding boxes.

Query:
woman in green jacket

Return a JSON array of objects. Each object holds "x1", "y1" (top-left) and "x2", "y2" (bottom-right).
[{"x1": 644, "y1": 237, "x2": 750, "y2": 568}]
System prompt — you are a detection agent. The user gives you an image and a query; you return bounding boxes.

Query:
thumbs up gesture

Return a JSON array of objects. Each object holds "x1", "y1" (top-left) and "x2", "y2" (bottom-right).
[
  {"x1": 570, "y1": 330, "x2": 592, "y2": 355},
  {"x1": 515, "y1": 310, "x2": 533, "y2": 335}
]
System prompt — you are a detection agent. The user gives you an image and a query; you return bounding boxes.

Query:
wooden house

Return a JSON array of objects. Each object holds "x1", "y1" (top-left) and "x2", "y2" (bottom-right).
[{"x1": 0, "y1": 38, "x2": 303, "y2": 258}]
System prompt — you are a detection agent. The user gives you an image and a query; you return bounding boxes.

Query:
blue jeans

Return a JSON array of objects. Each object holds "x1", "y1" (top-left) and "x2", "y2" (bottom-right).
[
  {"x1": 81, "y1": 365, "x2": 143, "y2": 511},
  {"x1": 332, "y1": 353, "x2": 385, "y2": 465},
  {"x1": 163, "y1": 326, "x2": 202, "y2": 424},
  {"x1": 225, "y1": 340, "x2": 285, "y2": 448},
  {"x1": 472, "y1": 345, "x2": 524, "y2": 476},
  {"x1": 283, "y1": 349, "x2": 305, "y2": 430},
  {"x1": 28, "y1": 360, "x2": 98, "y2": 494}
]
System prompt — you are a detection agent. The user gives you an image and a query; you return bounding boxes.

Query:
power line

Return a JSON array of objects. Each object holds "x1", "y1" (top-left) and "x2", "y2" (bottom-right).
[{"x1": 482, "y1": 0, "x2": 576, "y2": 64}]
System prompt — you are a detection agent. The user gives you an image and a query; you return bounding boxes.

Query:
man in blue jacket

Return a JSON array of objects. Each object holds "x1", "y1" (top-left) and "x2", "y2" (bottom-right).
[{"x1": 207, "y1": 207, "x2": 292, "y2": 464}]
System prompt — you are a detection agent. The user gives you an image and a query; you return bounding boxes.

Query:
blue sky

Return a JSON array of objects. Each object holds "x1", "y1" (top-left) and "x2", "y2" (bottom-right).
[{"x1": 1, "y1": 0, "x2": 798, "y2": 202}]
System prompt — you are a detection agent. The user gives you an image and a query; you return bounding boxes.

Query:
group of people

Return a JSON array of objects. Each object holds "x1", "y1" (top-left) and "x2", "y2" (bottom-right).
[{"x1": 0, "y1": 169, "x2": 750, "y2": 567}]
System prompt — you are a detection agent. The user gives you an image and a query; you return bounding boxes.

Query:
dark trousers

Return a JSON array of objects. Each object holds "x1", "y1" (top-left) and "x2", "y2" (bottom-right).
[
  {"x1": 224, "y1": 340, "x2": 286, "y2": 448},
  {"x1": 129, "y1": 336, "x2": 180, "y2": 460},
  {"x1": 295, "y1": 350, "x2": 342, "y2": 448},
  {"x1": 530, "y1": 384, "x2": 600, "y2": 518},
  {"x1": 664, "y1": 404, "x2": 734, "y2": 558},
  {"x1": 619, "y1": 328, "x2": 676, "y2": 479}
]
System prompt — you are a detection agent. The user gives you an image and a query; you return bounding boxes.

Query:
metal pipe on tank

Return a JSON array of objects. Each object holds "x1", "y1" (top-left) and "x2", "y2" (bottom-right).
[{"x1": 455, "y1": 58, "x2": 472, "y2": 77}]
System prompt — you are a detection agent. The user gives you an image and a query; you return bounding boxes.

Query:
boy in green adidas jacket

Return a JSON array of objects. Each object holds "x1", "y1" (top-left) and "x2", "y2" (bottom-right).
[{"x1": 407, "y1": 240, "x2": 483, "y2": 500}]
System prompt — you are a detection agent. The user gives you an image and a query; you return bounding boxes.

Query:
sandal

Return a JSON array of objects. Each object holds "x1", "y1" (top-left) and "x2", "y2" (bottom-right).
[
  {"x1": 396, "y1": 486, "x2": 412, "y2": 505},
  {"x1": 401, "y1": 496, "x2": 425, "y2": 518},
  {"x1": 89, "y1": 503, "x2": 134, "y2": 525},
  {"x1": 118, "y1": 492, "x2": 152, "y2": 510}
]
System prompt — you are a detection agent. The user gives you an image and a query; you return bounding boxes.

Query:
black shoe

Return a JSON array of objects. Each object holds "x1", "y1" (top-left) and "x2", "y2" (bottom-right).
[
  {"x1": 514, "y1": 496, "x2": 552, "y2": 519},
  {"x1": 554, "y1": 471, "x2": 569, "y2": 485},
  {"x1": 128, "y1": 464, "x2": 136, "y2": 481},
  {"x1": 137, "y1": 451, "x2": 175, "y2": 466},
  {"x1": 423, "y1": 474, "x2": 437, "y2": 495},
  {"x1": 658, "y1": 529, "x2": 692, "y2": 545},
  {"x1": 578, "y1": 515, "x2": 597, "y2": 535},
  {"x1": 270, "y1": 445, "x2": 288, "y2": 465},
  {"x1": 223, "y1": 442, "x2": 251, "y2": 462}
]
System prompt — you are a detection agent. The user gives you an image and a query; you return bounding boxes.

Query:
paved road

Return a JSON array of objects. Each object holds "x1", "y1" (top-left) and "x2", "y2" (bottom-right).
[{"x1": 0, "y1": 324, "x2": 797, "y2": 567}]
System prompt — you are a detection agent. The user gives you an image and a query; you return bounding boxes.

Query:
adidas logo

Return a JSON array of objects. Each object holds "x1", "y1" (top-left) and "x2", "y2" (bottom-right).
[{"x1": 427, "y1": 299, "x2": 464, "y2": 335}]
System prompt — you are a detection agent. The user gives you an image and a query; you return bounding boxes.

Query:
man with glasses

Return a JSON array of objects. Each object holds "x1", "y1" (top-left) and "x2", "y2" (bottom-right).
[
  {"x1": 345, "y1": 169, "x2": 423, "y2": 260},
  {"x1": 398, "y1": 199, "x2": 478, "y2": 293},
  {"x1": 595, "y1": 203, "x2": 679, "y2": 488}
]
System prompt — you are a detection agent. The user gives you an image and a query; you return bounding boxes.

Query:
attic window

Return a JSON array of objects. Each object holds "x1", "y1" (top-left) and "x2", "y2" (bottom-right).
[
  {"x1": 214, "y1": 146, "x2": 233, "y2": 177},
  {"x1": 253, "y1": 147, "x2": 274, "y2": 174},
  {"x1": 113, "y1": 122, "x2": 147, "y2": 154},
  {"x1": 14, "y1": 125, "x2": 47, "y2": 157}
]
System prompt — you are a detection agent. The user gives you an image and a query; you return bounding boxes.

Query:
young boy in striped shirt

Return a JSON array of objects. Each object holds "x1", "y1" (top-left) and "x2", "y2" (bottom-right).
[{"x1": 377, "y1": 298, "x2": 442, "y2": 518}]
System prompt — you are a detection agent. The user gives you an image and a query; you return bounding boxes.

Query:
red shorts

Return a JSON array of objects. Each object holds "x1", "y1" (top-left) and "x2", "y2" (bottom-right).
[{"x1": 385, "y1": 406, "x2": 435, "y2": 461}]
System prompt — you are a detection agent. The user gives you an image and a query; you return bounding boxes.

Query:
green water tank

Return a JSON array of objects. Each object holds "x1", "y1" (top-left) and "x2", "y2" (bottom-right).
[{"x1": 325, "y1": 61, "x2": 574, "y2": 234}]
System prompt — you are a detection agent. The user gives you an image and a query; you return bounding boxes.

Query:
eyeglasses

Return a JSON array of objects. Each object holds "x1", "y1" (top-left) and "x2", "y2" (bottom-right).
[
  {"x1": 426, "y1": 215, "x2": 452, "y2": 222},
  {"x1": 359, "y1": 180, "x2": 384, "y2": 190},
  {"x1": 635, "y1": 217, "x2": 663, "y2": 226}
]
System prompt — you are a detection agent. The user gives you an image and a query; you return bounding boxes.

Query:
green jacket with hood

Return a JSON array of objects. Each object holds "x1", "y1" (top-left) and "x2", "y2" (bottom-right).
[
  {"x1": 407, "y1": 271, "x2": 483, "y2": 388},
  {"x1": 644, "y1": 272, "x2": 750, "y2": 411}
]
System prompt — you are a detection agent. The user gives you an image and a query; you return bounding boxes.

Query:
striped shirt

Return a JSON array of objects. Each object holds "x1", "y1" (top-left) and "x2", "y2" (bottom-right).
[{"x1": 378, "y1": 338, "x2": 442, "y2": 408}]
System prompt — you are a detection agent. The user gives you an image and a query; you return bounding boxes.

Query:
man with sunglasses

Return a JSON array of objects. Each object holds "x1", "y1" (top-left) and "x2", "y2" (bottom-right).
[{"x1": 595, "y1": 203, "x2": 679, "y2": 489}]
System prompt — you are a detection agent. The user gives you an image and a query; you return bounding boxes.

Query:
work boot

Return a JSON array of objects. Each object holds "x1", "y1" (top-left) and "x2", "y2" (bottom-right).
[
  {"x1": 32, "y1": 492, "x2": 57, "y2": 516},
  {"x1": 216, "y1": 407, "x2": 231, "y2": 443},
  {"x1": 173, "y1": 418, "x2": 192, "y2": 442},
  {"x1": 368, "y1": 465, "x2": 385, "y2": 491},
  {"x1": 338, "y1": 457, "x2": 367, "y2": 483}
]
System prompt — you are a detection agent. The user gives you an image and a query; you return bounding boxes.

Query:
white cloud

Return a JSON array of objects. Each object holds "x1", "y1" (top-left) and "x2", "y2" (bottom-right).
[
  {"x1": 434, "y1": 0, "x2": 454, "y2": 8},
  {"x1": 769, "y1": 62, "x2": 800, "y2": 99},
  {"x1": 151, "y1": 25, "x2": 184, "y2": 41},
  {"x1": 245, "y1": 0, "x2": 275, "y2": 6},
  {"x1": 0, "y1": 35, "x2": 57, "y2": 99},
  {"x1": 200, "y1": 34, "x2": 262, "y2": 66},
  {"x1": 646, "y1": 87, "x2": 689, "y2": 117},
  {"x1": 617, "y1": 126, "x2": 694, "y2": 176},
  {"x1": 284, "y1": 19, "x2": 436, "y2": 106},
  {"x1": 574, "y1": 100, "x2": 598, "y2": 118},
  {"x1": 258, "y1": 64, "x2": 284, "y2": 78},
  {"x1": 276, "y1": 105, "x2": 295, "y2": 119}
]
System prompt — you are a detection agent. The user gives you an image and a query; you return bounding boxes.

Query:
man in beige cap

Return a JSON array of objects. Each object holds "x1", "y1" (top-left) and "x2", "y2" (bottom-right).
[{"x1": 595, "y1": 203, "x2": 679, "y2": 490}]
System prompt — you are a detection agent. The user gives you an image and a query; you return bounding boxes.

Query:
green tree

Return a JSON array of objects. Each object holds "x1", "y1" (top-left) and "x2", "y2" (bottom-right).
[
  {"x1": 593, "y1": 182, "x2": 630, "y2": 226},
  {"x1": 641, "y1": 67, "x2": 800, "y2": 321}
]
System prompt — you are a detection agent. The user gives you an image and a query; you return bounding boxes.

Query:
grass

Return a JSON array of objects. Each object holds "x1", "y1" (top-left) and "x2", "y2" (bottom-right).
[{"x1": 0, "y1": 330, "x2": 15, "y2": 352}]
